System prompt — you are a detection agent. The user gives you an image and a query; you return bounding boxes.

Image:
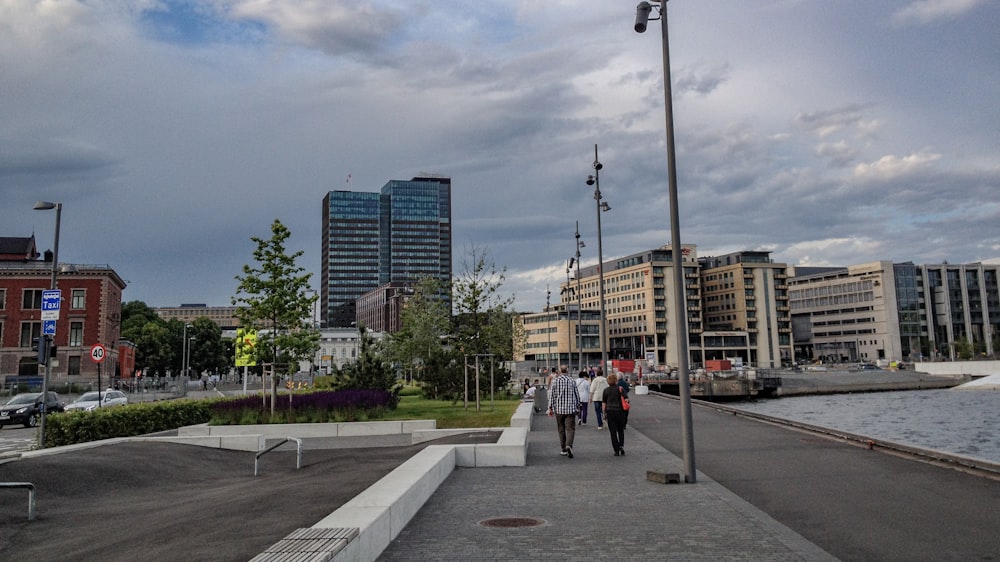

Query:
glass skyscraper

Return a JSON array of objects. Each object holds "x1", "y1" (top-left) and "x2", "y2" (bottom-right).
[{"x1": 321, "y1": 176, "x2": 452, "y2": 327}]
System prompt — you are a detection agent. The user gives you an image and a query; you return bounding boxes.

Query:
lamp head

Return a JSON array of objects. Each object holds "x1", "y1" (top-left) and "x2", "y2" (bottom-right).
[
  {"x1": 593, "y1": 160, "x2": 603, "y2": 171},
  {"x1": 601, "y1": 202, "x2": 612, "y2": 212},
  {"x1": 579, "y1": 240, "x2": 586, "y2": 249},
  {"x1": 635, "y1": 1, "x2": 652, "y2": 33},
  {"x1": 33, "y1": 201, "x2": 58, "y2": 211},
  {"x1": 586, "y1": 175, "x2": 595, "y2": 186}
]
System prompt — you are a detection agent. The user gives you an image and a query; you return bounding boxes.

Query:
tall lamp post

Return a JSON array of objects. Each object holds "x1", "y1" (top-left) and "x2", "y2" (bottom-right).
[
  {"x1": 635, "y1": 0, "x2": 696, "y2": 483},
  {"x1": 182, "y1": 323, "x2": 192, "y2": 393},
  {"x1": 574, "y1": 222, "x2": 585, "y2": 371},
  {"x1": 586, "y1": 144, "x2": 611, "y2": 373},
  {"x1": 545, "y1": 286, "x2": 552, "y2": 372},
  {"x1": 33, "y1": 201, "x2": 61, "y2": 448}
]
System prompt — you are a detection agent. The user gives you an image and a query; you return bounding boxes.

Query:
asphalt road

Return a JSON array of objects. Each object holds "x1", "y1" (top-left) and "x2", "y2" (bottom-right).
[
  {"x1": 0, "y1": 434, "x2": 495, "y2": 561},
  {"x1": 630, "y1": 394, "x2": 1000, "y2": 561}
]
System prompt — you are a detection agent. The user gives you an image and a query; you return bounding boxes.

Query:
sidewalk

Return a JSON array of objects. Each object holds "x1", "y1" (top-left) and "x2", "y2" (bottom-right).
[{"x1": 377, "y1": 393, "x2": 836, "y2": 561}]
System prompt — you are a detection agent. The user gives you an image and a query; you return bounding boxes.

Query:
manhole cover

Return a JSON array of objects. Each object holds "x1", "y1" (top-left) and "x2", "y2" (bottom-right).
[{"x1": 478, "y1": 517, "x2": 546, "y2": 528}]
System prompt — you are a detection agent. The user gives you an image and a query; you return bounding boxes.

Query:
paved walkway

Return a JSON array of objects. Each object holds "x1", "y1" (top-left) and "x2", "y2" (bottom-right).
[{"x1": 378, "y1": 393, "x2": 836, "y2": 561}]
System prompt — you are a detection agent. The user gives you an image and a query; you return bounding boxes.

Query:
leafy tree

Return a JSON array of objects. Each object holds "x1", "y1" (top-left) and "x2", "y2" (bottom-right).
[
  {"x1": 451, "y1": 244, "x2": 515, "y2": 396},
  {"x1": 121, "y1": 300, "x2": 172, "y2": 377},
  {"x1": 417, "y1": 347, "x2": 464, "y2": 400},
  {"x1": 385, "y1": 275, "x2": 452, "y2": 379},
  {"x1": 333, "y1": 326, "x2": 400, "y2": 404},
  {"x1": 232, "y1": 219, "x2": 319, "y2": 409},
  {"x1": 188, "y1": 317, "x2": 229, "y2": 377}
]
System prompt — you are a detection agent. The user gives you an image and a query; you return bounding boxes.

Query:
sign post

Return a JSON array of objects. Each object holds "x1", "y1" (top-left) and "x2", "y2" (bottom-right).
[{"x1": 91, "y1": 344, "x2": 106, "y2": 406}]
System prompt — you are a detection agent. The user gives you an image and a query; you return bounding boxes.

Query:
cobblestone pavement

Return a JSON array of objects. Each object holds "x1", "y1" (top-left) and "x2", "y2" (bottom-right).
[{"x1": 378, "y1": 396, "x2": 835, "y2": 561}]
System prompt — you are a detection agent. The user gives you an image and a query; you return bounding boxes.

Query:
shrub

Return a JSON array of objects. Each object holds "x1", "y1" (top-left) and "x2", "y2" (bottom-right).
[
  {"x1": 208, "y1": 389, "x2": 398, "y2": 425},
  {"x1": 43, "y1": 401, "x2": 212, "y2": 448}
]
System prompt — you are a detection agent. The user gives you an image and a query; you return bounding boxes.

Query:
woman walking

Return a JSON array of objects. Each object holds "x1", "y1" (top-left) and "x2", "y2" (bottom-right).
[{"x1": 602, "y1": 373, "x2": 627, "y2": 456}]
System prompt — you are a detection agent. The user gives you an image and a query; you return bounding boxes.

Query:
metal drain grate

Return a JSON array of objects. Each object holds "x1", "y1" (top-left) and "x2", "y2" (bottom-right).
[{"x1": 478, "y1": 517, "x2": 546, "y2": 528}]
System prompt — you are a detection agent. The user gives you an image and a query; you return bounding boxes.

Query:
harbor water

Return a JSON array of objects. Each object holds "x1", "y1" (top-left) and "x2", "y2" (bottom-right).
[{"x1": 731, "y1": 388, "x2": 1000, "y2": 464}]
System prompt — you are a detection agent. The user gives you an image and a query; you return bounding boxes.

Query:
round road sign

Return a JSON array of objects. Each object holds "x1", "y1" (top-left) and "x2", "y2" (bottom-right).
[{"x1": 90, "y1": 344, "x2": 107, "y2": 363}]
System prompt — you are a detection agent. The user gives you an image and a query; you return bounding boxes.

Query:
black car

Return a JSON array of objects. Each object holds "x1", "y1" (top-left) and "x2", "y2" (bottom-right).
[{"x1": 0, "y1": 392, "x2": 65, "y2": 428}]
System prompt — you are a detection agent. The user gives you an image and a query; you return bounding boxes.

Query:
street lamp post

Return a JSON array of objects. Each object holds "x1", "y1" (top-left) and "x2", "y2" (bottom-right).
[
  {"x1": 574, "y1": 222, "x2": 585, "y2": 371},
  {"x1": 32, "y1": 201, "x2": 61, "y2": 448},
  {"x1": 182, "y1": 323, "x2": 192, "y2": 393},
  {"x1": 545, "y1": 287, "x2": 551, "y2": 372},
  {"x1": 635, "y1": 0, "x2": 697, "y2": 483},
  {"x1": 586, "y1": 144, "x2": 611, "y2": 374}
]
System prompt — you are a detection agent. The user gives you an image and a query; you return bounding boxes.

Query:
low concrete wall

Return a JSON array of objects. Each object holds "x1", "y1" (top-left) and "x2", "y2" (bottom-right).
[
  {"x1": 915, "y1": 360, "x2": 1000, "y2": 377},
  {"x1": 178, "y1": 420, "x2": 436, "y2": 439},
  {"x1": 317, "y1": 445, "x2": 457, "y2": 562}
]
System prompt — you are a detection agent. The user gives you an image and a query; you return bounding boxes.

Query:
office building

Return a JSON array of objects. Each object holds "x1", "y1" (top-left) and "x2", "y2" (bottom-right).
[
  {"x1": 699, "y1": 251, "x2": 793, "y2": 368},
  {"x1": 321, "y1": 176, "x2": 452, "y2": 329},
  {"x1": 0, "y1": 236, "x2": 127, "y2": 384},
  {"x1": 516, "y1": 244, "x2": 703, "y2": 370}
]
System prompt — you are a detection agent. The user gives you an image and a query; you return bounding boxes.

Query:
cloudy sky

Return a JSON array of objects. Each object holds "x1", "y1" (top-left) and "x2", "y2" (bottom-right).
[{"x1": 3, "y1": 0, "x2": 998, "y2": 314}]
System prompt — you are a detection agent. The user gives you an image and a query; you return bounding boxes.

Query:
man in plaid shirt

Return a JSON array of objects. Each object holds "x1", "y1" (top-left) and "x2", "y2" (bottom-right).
[{"x1": 547, "y1": 365, "x2": 579, "y2": 458}]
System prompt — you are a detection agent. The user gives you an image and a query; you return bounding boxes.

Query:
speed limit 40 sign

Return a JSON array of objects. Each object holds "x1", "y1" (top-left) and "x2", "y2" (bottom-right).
[{"x1": 90, "y1": 344, "x2": 107, "y2": 363}]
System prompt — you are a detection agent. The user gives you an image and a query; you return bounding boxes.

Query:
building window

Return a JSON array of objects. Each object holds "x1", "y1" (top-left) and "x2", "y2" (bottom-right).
[
  {"x1": 68, "y1": 356, "x2": 81, "y2": 376},
  {"x1": 0, "y1": 288, "x2": 6, "y2": 309},
  {"x1": 20, "y1": 322, "x2": 42, "y2": 347},
  {"x1": 72, "y1": 289, "x2": 86, "y2": 309},
  {"x1": 70, "y1": 322, "x2": 84, "y2": 347},
  {"x1": 22, "y1": 289, "x2": 44, "y2": 309}
]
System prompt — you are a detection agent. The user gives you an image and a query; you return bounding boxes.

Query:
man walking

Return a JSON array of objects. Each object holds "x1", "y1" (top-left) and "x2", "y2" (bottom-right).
[{"x1": 547, "y1": 365, "x2": 579, "y2": 458}]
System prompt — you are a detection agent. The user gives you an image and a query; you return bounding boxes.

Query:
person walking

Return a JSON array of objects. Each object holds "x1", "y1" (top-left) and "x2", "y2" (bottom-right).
[
  {"x1": 576, "y1": 371, "x2": 591, "y2": 425},
  {"x1": 589, "y1": 368, "x2": 609, "y2": 430},
  {"x1": 602, "y1": 372, "x2": 627, "y2": 456},
  {"x1": 618, "y1": 373, "x2": 631, "y2": 430},
  {"x1": 547, "y1": 365, "x2": 579, "y2": 458}
]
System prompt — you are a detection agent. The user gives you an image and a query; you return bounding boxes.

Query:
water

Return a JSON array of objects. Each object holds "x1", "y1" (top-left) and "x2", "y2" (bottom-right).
[{"x1": 730, "y1": 389, "x2": 1000, "y2": 464}]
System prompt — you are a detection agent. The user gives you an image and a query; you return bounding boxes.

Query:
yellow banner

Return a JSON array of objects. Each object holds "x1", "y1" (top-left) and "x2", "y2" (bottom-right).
[{"x1": 235, "y1": 328, "x2": 257, "y2": 367}]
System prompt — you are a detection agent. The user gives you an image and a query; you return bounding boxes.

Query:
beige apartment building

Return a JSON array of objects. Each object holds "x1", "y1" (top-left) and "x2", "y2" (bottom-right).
[
  {"x1": 699, "y1": 251, "x2": 793, "y2": 368},
  {"x1": 516, "y1": 244, "x2": 703, "y2": 370}
]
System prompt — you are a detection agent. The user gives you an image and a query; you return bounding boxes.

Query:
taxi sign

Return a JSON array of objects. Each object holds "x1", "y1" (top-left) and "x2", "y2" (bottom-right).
[{"x1": 41, "y1": 289, "x2": 61, "y2": 320}]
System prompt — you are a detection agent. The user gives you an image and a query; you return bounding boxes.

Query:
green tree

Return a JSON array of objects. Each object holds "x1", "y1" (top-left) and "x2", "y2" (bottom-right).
[
  {"x1": 232, "y1": 220, "x2": 319, "y2": 409},
  {"x1": 121, "y1": 300, "x2": 173, "y2": 377},
  {"x1": 385, "y1": 275, "x2": 452, "y2": 380},
  {"x1": 334, "y1": 326, "x2": 399, "y2": 402},
  {"x1": 451, "y1": 244, "x2": 515, "y2": 395},
  {"x1": 188, "y1": 317, "x2": 229, "y2": 377}
]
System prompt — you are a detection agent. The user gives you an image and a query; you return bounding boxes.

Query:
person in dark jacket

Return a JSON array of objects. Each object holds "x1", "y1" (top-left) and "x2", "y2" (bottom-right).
[
  {"x1": 618, "y1": 374, "x2": 630, "y2": 430},
  {"x1": 602, "y1": 373, "x2": 627, "y2": 456}
]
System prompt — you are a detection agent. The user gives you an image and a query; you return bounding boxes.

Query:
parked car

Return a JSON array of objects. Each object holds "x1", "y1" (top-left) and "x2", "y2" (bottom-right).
[
  {"x1": 0, "y1": 392, "x2": 65, "y2": 428},
  {"x1": 65, "y1": 390, "x2": 129, "y2": 411}
]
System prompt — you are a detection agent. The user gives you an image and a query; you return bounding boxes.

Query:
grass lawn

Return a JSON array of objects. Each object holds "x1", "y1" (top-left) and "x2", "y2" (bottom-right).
[{"x1": 382, "y1": 394, "x2": 522, "y2": 429}]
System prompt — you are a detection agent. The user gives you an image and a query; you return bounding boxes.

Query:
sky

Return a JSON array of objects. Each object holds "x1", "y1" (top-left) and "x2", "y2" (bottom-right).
[{"x1": 2, "y1": 0, "x2": 998, "y2": 314}]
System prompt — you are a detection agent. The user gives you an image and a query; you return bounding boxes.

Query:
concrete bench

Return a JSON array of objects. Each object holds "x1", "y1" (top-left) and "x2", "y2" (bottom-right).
[
  {"x1": 249, "y1": 527, "x2": 359, "y2": 562},
  {"x1": 1, "y1": 481, "x2": 36, "y2": 520}
]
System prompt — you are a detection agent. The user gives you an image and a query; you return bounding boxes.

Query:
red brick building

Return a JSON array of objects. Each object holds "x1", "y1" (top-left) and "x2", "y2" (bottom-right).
[{"x1": 0, "y1": 236, "x2": 127, "y2": 386}]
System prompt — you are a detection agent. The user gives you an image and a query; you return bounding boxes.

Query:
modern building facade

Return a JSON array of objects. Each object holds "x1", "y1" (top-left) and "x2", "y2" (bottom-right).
[
  {"x1": 515, "y1": 244, "x2": 704, "y2": 370},
  {"x1": 356, "y1": 282, "x2": 411, "y2": 333},
  {"x1": 919, "y1": 262, "x2": 999, "y2": 359},
  {"x1": 154, "y1": 304, "x2": 242, "y2": 330},
  {"x1": 321, "y1": 176, "x2": 452, "y2": 328},
  {"x1": 788, "y1": 261, "x2": 913, "y2": 364},
  {"x1": 1, "y1": 236, "x2": 127, "y2": 384},
  {"x1": 699, "y1": 251, "x2": 793, "y2": 368}
]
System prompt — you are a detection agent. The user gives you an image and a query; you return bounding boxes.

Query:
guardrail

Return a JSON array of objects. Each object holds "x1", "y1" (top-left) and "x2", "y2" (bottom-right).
[
  {"x1": 1, "y1": 481, "x2": 37, "y2": 520},
  {"x1": 254, "y1": 437, "x2": 303, "y2": 476}
]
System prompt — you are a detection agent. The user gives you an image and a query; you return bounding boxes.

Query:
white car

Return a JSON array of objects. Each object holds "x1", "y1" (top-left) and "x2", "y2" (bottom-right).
[{"x1": 65, "y1": 390, "x2": 129, "y2": 411}]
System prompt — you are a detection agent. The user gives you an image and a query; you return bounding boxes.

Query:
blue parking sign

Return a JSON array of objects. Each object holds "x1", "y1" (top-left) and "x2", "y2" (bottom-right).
[{"x1": 43, "y1": 319, "x2": 57, "y2": 335}]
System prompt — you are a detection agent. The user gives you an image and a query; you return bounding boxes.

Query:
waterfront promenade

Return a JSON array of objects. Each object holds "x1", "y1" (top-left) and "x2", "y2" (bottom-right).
[
  {"x1": 3, "y1": 386, "x2": 998, "y2": 560},
  {"x1": 380, "y1": 391, "x2": 999, "y2": 561}
]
